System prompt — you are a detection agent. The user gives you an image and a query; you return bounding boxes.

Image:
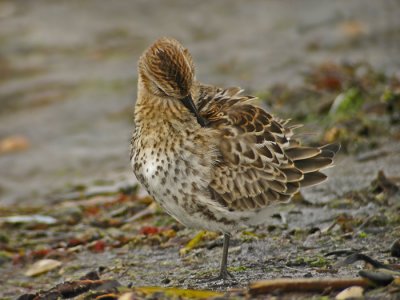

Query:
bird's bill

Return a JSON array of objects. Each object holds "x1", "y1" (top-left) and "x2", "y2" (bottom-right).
[{"x1": 181, "y1": 95, "x2": 208, "y2": 127}]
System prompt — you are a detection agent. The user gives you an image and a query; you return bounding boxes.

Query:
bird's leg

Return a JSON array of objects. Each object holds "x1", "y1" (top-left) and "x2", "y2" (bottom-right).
[
  {"x1": 217, "y1": 233, "x2": 235, "y2": 280},
  {"x1": 197, "y1": 233, "x2": 236, "y2": 282}
]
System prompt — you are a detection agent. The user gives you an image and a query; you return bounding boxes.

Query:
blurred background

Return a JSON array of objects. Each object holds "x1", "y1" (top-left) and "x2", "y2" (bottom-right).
[{"x1": 1, "y1": 0, "x2": 400, "y2": 206}]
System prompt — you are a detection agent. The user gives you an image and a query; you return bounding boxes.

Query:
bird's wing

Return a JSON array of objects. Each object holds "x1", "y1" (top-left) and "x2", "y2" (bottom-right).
[{"x1": 197, "y1": 86, "x2": 338, "y2": 211}]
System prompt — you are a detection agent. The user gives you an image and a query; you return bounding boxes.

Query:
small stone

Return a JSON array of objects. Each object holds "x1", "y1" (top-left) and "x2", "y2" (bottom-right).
[
  {"x1": 25, "y1": 259, "x2": 62, "y2": 277},
  {"x1": 390, "y1": 239, "x2": 400, "y2": 258},
  {"x1": 16, "y1": 294, "x2": 35, "y2": 300},
  {"x1": 335, "y1": 286, "x2": 364, "y2": 300},
  {"x1": 118, "y1": 293, "x2": 134, "y2": 300},
  {"x1": 161, "y1": 277, "x2": 171, "y2": 284}
]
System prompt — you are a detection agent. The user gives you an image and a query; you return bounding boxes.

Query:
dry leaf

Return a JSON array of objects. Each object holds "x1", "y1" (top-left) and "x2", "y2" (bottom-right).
[
  {"x1": 179, "y1": 230, "x2": 206, "y2": 256},
  {"x1": 0, "y1": 215, "x2": 57, "y2": 225},
  {"x1": 25, "y1": 259, "x2": 62, "y2": 277},
  {"x1": 137, "y1": 287, "x2": 224, "y2": 299},
  {"x1": 324, "y1": 127, "x2": 341, "y2": 143},
  {"x1": 0, "y1": 135, "x2": 29, "y2": 154},
  {"x1": 339, "y1": 20, "x2": 367, "y2": 37}
]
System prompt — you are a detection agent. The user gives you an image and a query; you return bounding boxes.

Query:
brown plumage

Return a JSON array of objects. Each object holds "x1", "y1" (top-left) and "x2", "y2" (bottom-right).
[
  {"x1": 197, "y1": 89, "x2": 339, "y2": 212},
  {"x1": 131, "y1": 37, "x2": 339, "y2": 280}
]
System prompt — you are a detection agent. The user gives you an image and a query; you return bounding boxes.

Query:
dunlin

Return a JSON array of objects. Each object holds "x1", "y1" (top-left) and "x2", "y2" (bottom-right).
[{"x1": 130, "y1": 37, "x2": 339, "y2": 280}]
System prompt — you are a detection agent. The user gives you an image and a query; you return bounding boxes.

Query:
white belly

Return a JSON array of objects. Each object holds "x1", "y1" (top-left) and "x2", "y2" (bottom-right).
[{"x1": 141, "y1": 156, "x2": 158, "y2": 184}]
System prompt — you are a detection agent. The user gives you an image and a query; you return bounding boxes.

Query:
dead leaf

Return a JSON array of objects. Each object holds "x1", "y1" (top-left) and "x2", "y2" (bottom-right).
[
  {"x1": 370, "y1": 170, "x2": 399, "y2": 196},
  {"x1": 0, "y1": 215, "x2": 57, "y2": 225},
  {"x1": 324, "y1": 127, "x2": 342, "y2": 143},
  {"x1": 25, "y1": 259, "x2": 62, "y2": 277},
  {"x1": 339, "y1": 20, "x2": 367, "y2": 38},
  {"x1": 19, "y1": 279, "x2": 120, "y2": 298},
  {"x1": 394, "y1": 277, "x2": 400, "y2": 286},
  {"x1": 335, "y1": 253, "x2": 387, "y2": 269},
  {"x1": 0, "y1": 135, "x2": 29, "y2": 154},
  {"x1": 359, "y1": 270, "x2": 395, "y2": 286},
  {"x1": 180, "y1": 231, "x2": 206, "y2": 256},
  {"x1": 128, "y1": 287, "x2": 223, "y2": 299}
]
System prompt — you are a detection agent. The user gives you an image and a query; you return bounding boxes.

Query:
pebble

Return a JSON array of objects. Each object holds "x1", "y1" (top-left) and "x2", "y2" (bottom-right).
[
  {"x1": 336, "y1": 286, "x2": 364, "y2": 300},
  {"x1": 390, "y1": 239, "x2": 400, "y2": 258}
]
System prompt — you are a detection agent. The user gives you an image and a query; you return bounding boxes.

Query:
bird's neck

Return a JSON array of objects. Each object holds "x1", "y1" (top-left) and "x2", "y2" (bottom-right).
[{"x1": 134, "y1": 88, "x2": 198, "y2": 132}]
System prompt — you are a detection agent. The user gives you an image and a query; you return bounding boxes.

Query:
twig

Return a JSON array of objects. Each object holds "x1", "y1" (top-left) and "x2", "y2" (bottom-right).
[
  {"x1": 124, "y1": 202, "x2": 158, "y2": 223},
  {"x1": 249, "y1": 277, "x2": 372, "y2": 295},
  {"x1": 17, "y1": 279, "x2": 120, "y2": 300}
]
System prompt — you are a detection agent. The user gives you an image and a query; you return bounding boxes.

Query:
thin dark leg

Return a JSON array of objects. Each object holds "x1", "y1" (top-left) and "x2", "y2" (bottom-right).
[
  {"x1": 217, "y1": 233, "x2": 235, "y2": 280},
  {"x1": 197, "y1": 233, "x2": 236, "y2": 282}
]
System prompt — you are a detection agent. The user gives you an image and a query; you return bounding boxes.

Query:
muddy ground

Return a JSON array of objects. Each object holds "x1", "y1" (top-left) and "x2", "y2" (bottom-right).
[{"x1": 0, "y1": 1, "x2": 400, "y2": 299}]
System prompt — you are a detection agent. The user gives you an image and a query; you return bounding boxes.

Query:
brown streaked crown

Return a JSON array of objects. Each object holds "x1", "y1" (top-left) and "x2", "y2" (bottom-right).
[{"x1": 138, "y1": 37, "x2": 195, "y2": 98}]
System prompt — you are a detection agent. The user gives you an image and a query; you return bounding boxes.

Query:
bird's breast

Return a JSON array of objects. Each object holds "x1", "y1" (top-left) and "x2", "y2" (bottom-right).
[{"x1": 132, "y1": 129, "x2": 207, "y2": 202}]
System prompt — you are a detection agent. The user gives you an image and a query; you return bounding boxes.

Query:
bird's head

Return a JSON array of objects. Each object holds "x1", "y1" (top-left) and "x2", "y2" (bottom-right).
[
  {"x1": 138, "y1": 37, "x2": 195, "y2": 99},
  {"x1": 138, "y1": 37, "x2": 207, "y2": 126}
]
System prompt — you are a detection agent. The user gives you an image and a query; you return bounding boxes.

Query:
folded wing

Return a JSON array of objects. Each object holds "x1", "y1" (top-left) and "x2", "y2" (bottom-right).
[{"x1": 197, "y1": 86, "x2": 339, "y2": 211}]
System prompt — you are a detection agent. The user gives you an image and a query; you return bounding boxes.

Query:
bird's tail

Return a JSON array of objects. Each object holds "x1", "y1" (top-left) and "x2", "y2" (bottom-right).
[{"x1": 285, "y1": 143, "x2": 341, "y2": 187}]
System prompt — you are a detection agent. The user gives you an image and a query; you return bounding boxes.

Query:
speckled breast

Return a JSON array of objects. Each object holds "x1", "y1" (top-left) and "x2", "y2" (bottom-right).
[{"x1": 130, "y1": 130, "x2": 213, "y2": 229}]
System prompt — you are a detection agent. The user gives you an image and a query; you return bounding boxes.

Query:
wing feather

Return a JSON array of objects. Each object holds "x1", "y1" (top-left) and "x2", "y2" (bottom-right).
[{"x1": 195, "y1": 85, "x2": 338, "y2": 211}]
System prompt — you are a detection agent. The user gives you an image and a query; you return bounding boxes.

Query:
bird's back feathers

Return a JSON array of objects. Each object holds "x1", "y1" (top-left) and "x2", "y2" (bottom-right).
[{"x1": 193, "y1": 85, "x2": 339, "y2": 211}]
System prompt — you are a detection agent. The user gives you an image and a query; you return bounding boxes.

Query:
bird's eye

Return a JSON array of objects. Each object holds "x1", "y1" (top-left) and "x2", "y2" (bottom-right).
[
  {"x1": 153, "y1": 84, "x2": 167, "y2": 96},
  {"x1": 156, "y1": 87, "x2": 164, "y2": 94}
]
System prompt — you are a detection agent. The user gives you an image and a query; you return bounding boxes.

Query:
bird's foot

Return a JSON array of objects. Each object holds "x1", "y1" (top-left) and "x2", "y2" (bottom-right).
[
  {"x1": 214, "y1": 269, "x2": 236, "y2": 281},
  {"x1": 198, "y1": 269, "x2": 236, "y2": 284}
]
